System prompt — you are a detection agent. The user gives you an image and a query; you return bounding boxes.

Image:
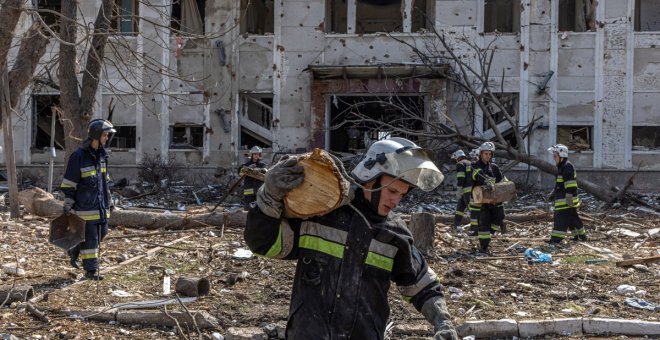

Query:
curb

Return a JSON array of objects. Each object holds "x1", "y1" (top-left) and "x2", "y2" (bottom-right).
[{"x1": 457, "y1": 318, "x2": 660, "y2": 338}]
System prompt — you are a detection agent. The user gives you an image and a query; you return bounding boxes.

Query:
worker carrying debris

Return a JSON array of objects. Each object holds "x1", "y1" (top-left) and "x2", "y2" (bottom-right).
[
  {"x1": 471, "y1": 142, "x2": 506, "y2": 255},
  {"x1": 451, "y1": 149, "x2": 472, "y2": 234},
  {"x1": 60, "y1": 119, "x2": 116, "y2": 280},
  {"x1": 238, "y1": 146, "x2": 267, "y2": 210},
  {"x1": 467, "y1": 148, "x2": 481, "y2": 237},
  {"x1": 547, "y1": 144, "x2": 587, "y2": 243},
  {"x1": 244, "y1": 137, "x2": 458, "y2": 339}
]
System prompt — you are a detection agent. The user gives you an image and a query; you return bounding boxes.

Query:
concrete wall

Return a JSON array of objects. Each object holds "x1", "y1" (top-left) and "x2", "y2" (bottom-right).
[{"x1": 1, "y1": 0, "x2": 659, "y2": 186}]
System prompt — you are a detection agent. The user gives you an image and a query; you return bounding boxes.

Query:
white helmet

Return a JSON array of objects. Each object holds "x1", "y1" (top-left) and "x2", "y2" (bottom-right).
[
  {"x1": 250, "y1": 146, "x2": 263, "y2": 154},
  {"x1": 469, "y1": 148, "x2": 479, "y2": 159},
  {"x1": 547, "y1": 144, "x2": 569, "y2": 158},
  {"x1": 479, "y1": 142, "x2": 495, "y2": 152},
  {"x1": 351, "y1": 137, "x2": 444, "y2": 192},
  {"x1": 451, "y1": 150, "x2": 466, "y2": 160}
]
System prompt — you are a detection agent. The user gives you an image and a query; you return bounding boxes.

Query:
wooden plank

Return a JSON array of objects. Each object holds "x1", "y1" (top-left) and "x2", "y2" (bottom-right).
[{"x1": 615, "y1": 255, "x2": 660, "y2": 267}]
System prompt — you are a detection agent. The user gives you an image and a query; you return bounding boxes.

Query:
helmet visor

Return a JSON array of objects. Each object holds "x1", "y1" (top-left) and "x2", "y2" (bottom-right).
[{"x1": 386, "y1": 148, "x2": 444, "y2": 191}]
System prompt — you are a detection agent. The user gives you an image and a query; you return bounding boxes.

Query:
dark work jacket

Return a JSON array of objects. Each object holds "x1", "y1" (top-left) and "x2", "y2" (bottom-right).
[
  {"x1": 553, "y1": 159, "x2": 580, "y2": 211},
  {"x1": 60, "y1": 142, "x2": 110, "y2": 223},
  {"x1": 238, "y1": 159, "x2": 266, "y2": 196},
  {"x1": 244, "y1": 190, "x2": 444, "y2": 340},
  {"x1": 456, "y1": 159, "x2": 473, "y2": 195}
]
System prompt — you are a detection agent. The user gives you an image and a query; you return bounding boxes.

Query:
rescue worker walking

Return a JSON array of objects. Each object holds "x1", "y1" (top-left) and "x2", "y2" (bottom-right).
[
  {"x1": 547, "y1": 144, "x2": 587, "y2": 243},
  {"x1": 471, "y1": 142, "x2": 505, "y2": 254},
  {"x1": 238, "y1": 146, "x2": 267, "y2": 210},
  {"x1": 244, "y1": 138, "x2": 458, "y2": 339},
  {"x1": 451, "y1": 150, "x2": 472, "y2": 234},
  {"x1": 60, "y1": 119, "x2": 116, "y2": 280}
]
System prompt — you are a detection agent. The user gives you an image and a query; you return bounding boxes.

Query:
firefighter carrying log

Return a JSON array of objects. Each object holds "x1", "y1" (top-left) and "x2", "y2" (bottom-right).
[
  {"x1": 451, "y1": 150, "x2": 472, "y2": 234},
  {"x1": 60, "y1": 119, "x2": 116, "y2": 280},
  {"x1": 238, "y1": 146, "x2": 267, "y2": 210},
  {"x1": 244, "y1": 137, "x2": 458, "y2": 339},
  {"x1": 471, "y1": 142, "x2": 505, "y2": 254},
  {"x1": 547, "y1": 144, "x2": 587, "y2": 243}
]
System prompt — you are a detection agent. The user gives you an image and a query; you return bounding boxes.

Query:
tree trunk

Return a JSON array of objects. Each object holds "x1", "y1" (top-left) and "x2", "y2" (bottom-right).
[
  {"x1": 1, "y1": 65, "x2": 20, "y2": 218},
  {"x1": 18, "y1": 188, "x2": 247, "y2": 229},
  {"x1": 8, "y1": 22, "x2": 50, "y2": 109},
  {"x1": 472, "y1": 181, "x2": 517, "y2": 204},
  {"x1": 0, "y1": 285, "x2": 34, "y2": 304},
  {"x1": 408, "y1": 212, "x2": 436, "y2": 253}
]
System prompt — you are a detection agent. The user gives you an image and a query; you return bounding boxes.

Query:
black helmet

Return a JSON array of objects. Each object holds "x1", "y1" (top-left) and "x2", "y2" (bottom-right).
[{"x1": 87, "y1": 119, "x2": 116, "y2": 140}]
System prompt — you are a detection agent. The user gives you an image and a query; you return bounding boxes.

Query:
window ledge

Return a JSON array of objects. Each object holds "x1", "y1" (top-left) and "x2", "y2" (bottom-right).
[
  {"x1": 169, "y1": 148, "x2": 202, "y2": 152},
  {"x1": 108, "y1": 148, "x2": 136, "y2": 152},
  {"x1": 325, "y1": 32, "x2": 436, "y2": 38}
]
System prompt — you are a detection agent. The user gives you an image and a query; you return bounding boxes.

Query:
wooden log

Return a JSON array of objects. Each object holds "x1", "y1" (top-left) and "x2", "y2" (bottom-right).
[
  {"x1": 408, "y1": 212, "x2": 436, "y2": 253},
  {"x1": 241, "y1": 167, "x2": 265, "y2": 181},
  {"x1": 18, "y1": 188, "x2": 246, "y2": 229},
  {"x1": 26, "y1": 302, "x2": 50, "y2": 323},
  {"x1": 0, "y1": 285, "x2": 34, "y2": 304},
  {"x1": 116, "y1": 310, "x2": 219, "y2": 329},
  {"x1": 615, "y1": 255, "x2": 660, "y2": 267},
  {"x1": 283, "y1": 148, "x2": 351, "y2": 219},
  {"x1": 472, "y1": 181, "x2": 517, "y2": 204},
  {"x1": 175, "y1": 277, "x2": 210, "y2": 297}
]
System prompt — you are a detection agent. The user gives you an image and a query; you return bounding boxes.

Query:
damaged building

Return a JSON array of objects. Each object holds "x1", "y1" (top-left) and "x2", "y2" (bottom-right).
[{"x1": 1, "y1": 0, "x2": 659, "y2": 188}]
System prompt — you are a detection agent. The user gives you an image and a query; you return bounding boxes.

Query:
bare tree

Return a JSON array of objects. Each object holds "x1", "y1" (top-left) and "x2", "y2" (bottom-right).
[{"x1": 331, "y1": 28, "x2": 619, "y2": 202}]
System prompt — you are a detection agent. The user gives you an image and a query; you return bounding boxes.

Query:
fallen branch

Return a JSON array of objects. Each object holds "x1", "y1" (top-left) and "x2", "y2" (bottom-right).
[
  {"x1": 26, "y1": 302, "x2": 50, "y2": 323},
  {"x1": 112, "y1": 297, "x2": 197, "y2": 310},
  {"x1": 615, "y1": 255, "x2": 660, "y2": 267}
]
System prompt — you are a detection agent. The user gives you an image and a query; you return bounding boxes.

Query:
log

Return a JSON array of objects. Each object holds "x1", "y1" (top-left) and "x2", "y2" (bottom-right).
[
  {"x1": 283, "y1": 148, "x2": 351, "y2": 219},
  {"x1": 18, "y1": 188, "x2": 247, "y2": 229},
  {"x1": 26, "y1": 302, "x2": 50, "y2": 323},
  {"x1": 0, "y1": 285, "x2": 34, "y2": 304},
  {"x1": 408, "y1": 212, "x2": 436, "y2": 253},
  {"x1": 57, "y1": 308, "x2": 219, "y2": 329},
  {"x1": 472, "y1": 181, "x2": 517, "y2": 204},
  {"x1": 112, "y1": 297, "x2": 197, "y2": 310},
  {"x1": 615, "y1": 255, "x2": 660, "y2": 267}
]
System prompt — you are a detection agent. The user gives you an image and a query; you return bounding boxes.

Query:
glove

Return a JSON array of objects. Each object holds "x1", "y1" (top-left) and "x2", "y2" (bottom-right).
[
  {"x1": 257, "y1": 155, "x2": 305, "y2": 218},
  {"x1": 421, "y1": 297, "x2": 459, "y2": 340},
  {"x1": 248, "y1": 163, "x2": 257, "y2": 168},
  {"x1": 566, "y1": 193, "x2": 574, "y2": 208},
  {"x1": 455, "y1": 190, "x2": 462, "y2": 200},
  {"x1": 485, "y1": 179, "x2": 495, "y2": 192},
  {"x1": 63, "y1": 198, "x2": 75, "y2": 215},
  {"x1": 548, "y1": 189, "x2": 556, "y2": 201}
]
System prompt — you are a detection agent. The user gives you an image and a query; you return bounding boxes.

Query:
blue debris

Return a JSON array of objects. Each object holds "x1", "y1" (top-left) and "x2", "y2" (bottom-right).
[
  {"x1": 523, "y1": 248, "x2": 553, "y2": 263},
  {"x1": 624, "y1": 298, "x2": 660, "y2": 311}
]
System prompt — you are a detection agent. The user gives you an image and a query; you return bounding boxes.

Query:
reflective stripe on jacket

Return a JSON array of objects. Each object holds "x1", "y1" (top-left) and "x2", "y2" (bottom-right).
[
  {"x1": 60, "y1": 144, "x2": 110, "y2": 223},
  {"x1": 239, "y1": 159, "x2": 266, "y2": 195},
  {"x1": 456, "y1": 159, "x2": 473, "y2": 194},
  {"x1": 553, "y1": 159, "x2": 580, "y2": 211},
  {"x1": 244, "y1": 191, "x2": 445, "y2": 339}
]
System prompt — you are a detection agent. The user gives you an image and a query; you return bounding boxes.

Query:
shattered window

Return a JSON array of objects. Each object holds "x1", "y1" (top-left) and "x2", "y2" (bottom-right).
[
  {"x1": 107, "y1": 126, "x2": 136, "y2": 150},
  {"x1": 482, "y1": 93, "x2": 518, "y2": 131},
  {"x1": 558, "y1": 0, "x2": 596, "y2": 32},
  {"x1": 635, "y1": 0, "x2": 660, "y2": 32},
  {"x1": 171, "y1": 0, "x2": 206, "y2": 35},
  {"x1": 170, "y1": 125, "x2": 204, "y2": 149},
  {"x1": 111, "y1": 0, "x2": 139, "y2": 35},
  {"x1": 32, "y1": 95, "x2": 64, "y2": 151},
  {"x1": 557, "y1": 125, "x2": 593, "y2": 151},
  {"x1": 411, "y1": 0, "x2": 432, "y2": 32},
  {"x1": 240, "y1": 0, "x2": 274, "y2": 35},
  {"x1": 240, "y1": 93, "x2": 273, "y2": 130},
  {"x1": 326, "y1": 0, "x2": 348, "y2": 33},
  {"x1": 356, "y1": 0, "x2": 403, "y2": 34},
  {"x1": 37, "y1": 0, "x2": 61, "y2": 28},
  {"x1": 484, "y1": 0, "x2": 520, "y2": 33},
  {"x1": 632, "y1": 126, "x2": 660, "y2": 150}
]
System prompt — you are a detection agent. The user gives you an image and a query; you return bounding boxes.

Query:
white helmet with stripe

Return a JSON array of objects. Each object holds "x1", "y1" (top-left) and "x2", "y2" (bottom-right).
[
  {"x1": 451, "y1": 150, "x2": 466, "y2": 160},
  {"x1": 351, "y1": 137, "x2": 444, "y2": 191},
  {"x1": 547, "y1": 144, "x2": 569, "y2": 158}
]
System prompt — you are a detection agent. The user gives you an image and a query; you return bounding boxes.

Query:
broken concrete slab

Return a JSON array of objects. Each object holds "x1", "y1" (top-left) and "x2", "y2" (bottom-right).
[
  {"x1": 225, "y1": 327, "x2": 268, "y2": 340},
  {"x1": 456, "y1": 319, "x2": 518, "y2": 338},
  {"x1": 518, "y1": 318, "x2": 583, "y2": 337}
]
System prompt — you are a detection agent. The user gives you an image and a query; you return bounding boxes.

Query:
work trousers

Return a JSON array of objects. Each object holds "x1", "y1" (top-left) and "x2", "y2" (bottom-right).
[
  {"x1": 478, "y1": 204, "x2": 504, "y2": 251},
  {"x1": 79, "y1": 222, "x2": 108, "y2": 271},
  {"x1": 550, "y1": 207, "x2": 585, "y2": 242}
]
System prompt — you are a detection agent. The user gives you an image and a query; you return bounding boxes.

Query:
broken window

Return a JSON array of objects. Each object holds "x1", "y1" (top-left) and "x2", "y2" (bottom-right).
[
  {"x1": 557, "y1": 125, "x2": 592, "y2": 151},
  {"x1": 482, "y1": 93, "x2": 518, "y2": 131},
  {"x1": 558, "y1": 0, "x2": 596, "y2": 32},
  {"x1": 111, "y1": 0, "x2": 139, "y2": 35},
  {"x1": 240, "y1": 0, "x2": 274, "y2": 35},
  {"x1": 171, "y1": 0, "x2": 206, "y2": 35},
  {"x1": 36, "y1": 0, "x2": 61, "y2": 28},
  {"x1": 356, "y1": 0, "x2": 403, "y2": 34},
  {"x1": 411, "y1": 0, "x2": 432, "y2": 32},
  {"x1": 326, "y1": 0, "x2": 348, "y2": 33},
  {"x1": 32, "y1": 95, "x2": 64, "y2": 151},
  {"x1": 632, "y1": 126, "x2": 660, "y2": 150},
  {"x1": 107, "y1": 126, "x2": 136, "y2": 150},
  {"x1": 635, "y1": 0, "x2": 660, "y2": 32},
  {"x1": 170, "y1": 125, "x2": 204, "y2": 149},
  {"x1": 329, "y1": 95, "x2": 424, "y2": 153},
  {"x1": 484, "y1": 0, "x2": 520, "y2": 33},
  {"x1": 240, "y1": 93, "x2": 273, "y2": 130}
]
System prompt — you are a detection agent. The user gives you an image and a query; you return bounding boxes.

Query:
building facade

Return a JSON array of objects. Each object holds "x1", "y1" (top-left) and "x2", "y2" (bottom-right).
[{"x1": 2, "y1": 0, "x2": 659, "y2": 187}]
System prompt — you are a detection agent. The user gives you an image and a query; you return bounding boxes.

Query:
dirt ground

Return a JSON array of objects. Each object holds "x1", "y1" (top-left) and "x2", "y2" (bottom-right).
[{"x1": 1, "y1": 191, "x2": 659, "y2": 339}]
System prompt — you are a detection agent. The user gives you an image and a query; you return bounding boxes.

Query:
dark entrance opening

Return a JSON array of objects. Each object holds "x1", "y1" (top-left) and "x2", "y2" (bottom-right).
[
  {"x1": 329, "y1": 95, "x2": 425, "y2": 153},
  {"x1": 33, "y1": 95, "x2": 65, "y2": 151}
]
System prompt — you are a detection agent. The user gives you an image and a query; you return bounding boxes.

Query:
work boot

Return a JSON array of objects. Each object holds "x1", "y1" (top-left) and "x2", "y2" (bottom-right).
[
  {"x1": 84, "y1": 270, "x2": 104, "y2": 281},
  {"x1": 475, "y1": 248, "x2": 491, "y2": 257},
  {"x1": 67, "y1": 247, "x2": 80, "y2": 269},
  {"x1": 544, "y1": 238, "x2": 562, "y2": 245},
  {"x1": 572, "y1": 234, "x2": 588, "y2": 242}
]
